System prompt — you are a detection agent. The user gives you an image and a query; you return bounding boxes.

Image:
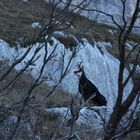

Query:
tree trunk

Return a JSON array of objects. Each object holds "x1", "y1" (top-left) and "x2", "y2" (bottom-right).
[{"x1": 103, "y1": 107, "x2": 123, "y2": 140}]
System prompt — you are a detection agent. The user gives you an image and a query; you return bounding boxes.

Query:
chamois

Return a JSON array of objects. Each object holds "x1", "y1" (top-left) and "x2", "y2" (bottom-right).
[{"x1": 74, "y1": 64, "x2": 107, "y2": 106}]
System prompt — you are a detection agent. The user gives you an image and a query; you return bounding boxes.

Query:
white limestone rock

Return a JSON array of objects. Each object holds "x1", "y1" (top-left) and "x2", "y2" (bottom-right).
[{"x1": 0, "y1": 35, "x2": 134, "y2": 128}]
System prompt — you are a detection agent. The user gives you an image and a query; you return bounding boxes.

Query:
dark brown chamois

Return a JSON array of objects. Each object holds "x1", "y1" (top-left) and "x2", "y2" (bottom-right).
[{"x1": 74, "y1": 64, "x2": 107, "y2": 106}]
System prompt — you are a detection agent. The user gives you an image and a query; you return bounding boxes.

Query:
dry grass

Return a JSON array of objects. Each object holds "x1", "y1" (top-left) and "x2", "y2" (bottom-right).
[
  {"x1": 0, "y1": 62, "x2": 101, "y2": 140},
  {"x1": 0, "y1": 63, "x2": 140, "y2": 139},
  {"x1": 0, "y1": 63, "x2": 76, "y2": 109},
  {"x1": 0, "y1": 0, "x2": 52, "y2": 46},
  {"x1": 53, "y1": 33, "x2": 78, "y2": 50},
  {"x1": 117, "y1": 132, "x2": 140, "y2": 140},
  {"x1": 1, "y1": 0, "x2": 139, "y2": 48},
  {"x1": 0, "y1": 62, "x2": 78, "y2": 139}
]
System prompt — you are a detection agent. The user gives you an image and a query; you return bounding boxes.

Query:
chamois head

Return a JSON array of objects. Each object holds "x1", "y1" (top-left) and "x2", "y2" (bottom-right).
[{"x1": 74, "y1": 63, "x2": 84, "y2": 78}]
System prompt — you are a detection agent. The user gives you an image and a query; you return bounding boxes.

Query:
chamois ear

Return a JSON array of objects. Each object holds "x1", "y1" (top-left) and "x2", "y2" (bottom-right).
[{"x1": 79, "y1": 62, "x2": 84, "y2": 70}]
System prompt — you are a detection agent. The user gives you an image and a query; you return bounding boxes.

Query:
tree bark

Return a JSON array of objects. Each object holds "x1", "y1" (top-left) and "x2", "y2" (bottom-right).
[
  {"x1": 103, "y1": 107, "x2": 123, "y2": 140},
  {"x1": 103, "y1": 79, "x2": 140, "y2": 140}
]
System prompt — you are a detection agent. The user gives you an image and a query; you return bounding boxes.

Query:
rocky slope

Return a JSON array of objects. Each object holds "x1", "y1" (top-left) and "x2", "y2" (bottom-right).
[
  {"x1": 45, "y1": 0, "x2": 140, "y2": 34},
  {"x1": 0, "y1": 0, "x2": 139, "y2": 139},
  {"x1": 0, "y1": 32, "x2": 133, "y2": 127}
]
